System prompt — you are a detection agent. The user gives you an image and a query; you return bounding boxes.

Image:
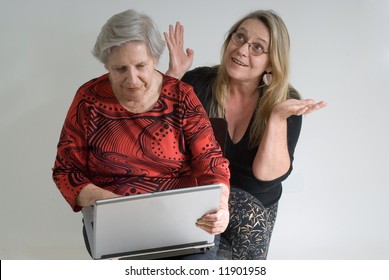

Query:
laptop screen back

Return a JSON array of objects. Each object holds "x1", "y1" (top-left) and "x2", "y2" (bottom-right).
[{"x1": 83, "y1": 184, "x2": 222, "y2": 259}]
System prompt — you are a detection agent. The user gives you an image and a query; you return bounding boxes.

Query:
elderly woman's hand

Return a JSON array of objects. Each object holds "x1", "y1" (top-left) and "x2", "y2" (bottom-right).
[
  {"x1": 164, "y1": 22, "x2": 194, "y2": 79},
  {"x1": 196, "y1": 184, "x2": 230, "y2": 235}
]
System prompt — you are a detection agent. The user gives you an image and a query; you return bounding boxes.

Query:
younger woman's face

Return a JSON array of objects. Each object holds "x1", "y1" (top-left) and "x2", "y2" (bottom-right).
[{"x1": 224, "y1": 19, "x2": 271, "y2": 84}]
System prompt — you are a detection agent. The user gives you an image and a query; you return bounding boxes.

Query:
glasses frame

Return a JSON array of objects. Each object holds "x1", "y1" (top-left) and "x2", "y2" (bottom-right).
[{"x1": 230, "y1": 32, "x2": 269, "y2": 56}]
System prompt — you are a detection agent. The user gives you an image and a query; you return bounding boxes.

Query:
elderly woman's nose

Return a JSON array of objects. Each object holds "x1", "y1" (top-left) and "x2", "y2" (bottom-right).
[{"x1": 125, "y1": 69, "x2": 137, "y2": 83}]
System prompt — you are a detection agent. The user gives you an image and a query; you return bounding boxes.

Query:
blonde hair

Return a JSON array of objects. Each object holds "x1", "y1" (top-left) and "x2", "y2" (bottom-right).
[{"x1": 211, "y1": 10, "x2": 300, "y2": 148}]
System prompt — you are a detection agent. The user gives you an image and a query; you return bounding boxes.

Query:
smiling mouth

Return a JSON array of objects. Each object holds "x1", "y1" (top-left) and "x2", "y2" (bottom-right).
[
  {"x1": 126, "y1": 86, "x2": 142, "y2": 91},
  {"x1": 231, "y1": 57, "x2": 248, "y2": 67}
]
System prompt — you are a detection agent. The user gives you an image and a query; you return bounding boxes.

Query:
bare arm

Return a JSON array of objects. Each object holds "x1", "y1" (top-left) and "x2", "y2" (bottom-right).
[
  {"x1": 253, "y1": 99, "x2": 327, "y2": 180},
  {"x1": 76, "y1": 184, "x2": 121, "y2": 207}
]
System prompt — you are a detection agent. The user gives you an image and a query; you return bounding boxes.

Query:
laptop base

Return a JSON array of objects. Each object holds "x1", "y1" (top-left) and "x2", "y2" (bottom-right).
[{"x1": 103, "y1": 242, "x2": 214, "y2": 260}]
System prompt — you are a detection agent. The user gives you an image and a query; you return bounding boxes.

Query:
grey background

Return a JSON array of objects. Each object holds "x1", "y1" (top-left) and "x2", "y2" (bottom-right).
[{"x1": 1, "y1": 0, "x2": 388, "y2": 259}]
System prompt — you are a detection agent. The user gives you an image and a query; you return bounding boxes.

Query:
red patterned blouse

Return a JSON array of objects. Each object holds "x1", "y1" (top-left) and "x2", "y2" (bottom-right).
[{"x1": 52, "y1": 73, "x2": 230, "y2": 211}]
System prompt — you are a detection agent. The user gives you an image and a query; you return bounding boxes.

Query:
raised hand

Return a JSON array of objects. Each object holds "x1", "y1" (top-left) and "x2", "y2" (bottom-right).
[
  {"x1": 164, "y1": 22, "x2": 194, "y2": 79},
  {"x1": 271, "y1": 99, "x2": 327, "y2": 120}
]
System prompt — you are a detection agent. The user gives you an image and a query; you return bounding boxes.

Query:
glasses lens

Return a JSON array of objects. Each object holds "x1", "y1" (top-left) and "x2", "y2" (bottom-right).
[
  {"x1": 250, "y1": 45, "x2": 263, "y2": 56},
  {"x1": 231, "y1": 33, "x2": 244, "y2": 46},
  {"x1": 231, "y1": 33, "x2": 265, "y2": 56}
]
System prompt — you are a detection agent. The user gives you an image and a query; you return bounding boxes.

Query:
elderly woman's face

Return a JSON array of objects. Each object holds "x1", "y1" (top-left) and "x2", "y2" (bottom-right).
[
  {"x1": 105, "y1": 42, "x2": 157, "y2": 102},
  {"x1": 224, "y1": 19, "x2": 271, "y2": 83}
]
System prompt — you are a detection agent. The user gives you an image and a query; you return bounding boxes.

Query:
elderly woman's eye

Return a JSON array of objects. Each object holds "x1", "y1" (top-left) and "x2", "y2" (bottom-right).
[
  {"x1": 114, "y1": 66, "x2": 127, "y2": 72},
  {"x1": 137, "y1": 64, "x2": 147, "y2": 69}
]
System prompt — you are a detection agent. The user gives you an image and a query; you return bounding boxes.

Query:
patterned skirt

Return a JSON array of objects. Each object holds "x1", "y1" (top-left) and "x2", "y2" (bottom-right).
[{"x1": 217, "y1": 187, "x2": 278, "y2": 260}]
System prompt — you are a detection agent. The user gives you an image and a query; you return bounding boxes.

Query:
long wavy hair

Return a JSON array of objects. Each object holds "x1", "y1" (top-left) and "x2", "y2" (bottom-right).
[{"x1": 210, "y1": 10, "x2": 300, "y2": 148}]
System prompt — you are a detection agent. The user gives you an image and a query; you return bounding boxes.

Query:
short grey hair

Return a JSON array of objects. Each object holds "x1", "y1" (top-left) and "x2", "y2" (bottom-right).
[{"x1": 92, "y1": 9, "x2": 165, "y2": 64}]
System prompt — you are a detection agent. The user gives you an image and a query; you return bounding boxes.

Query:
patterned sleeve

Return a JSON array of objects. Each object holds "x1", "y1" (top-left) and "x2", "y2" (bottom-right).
[
  {"x1": 180, "y1": 83, "x2": 230, "y2": 188},
  {"x1": 52, "y1": 88, "x2": 92, "y2": 211}
]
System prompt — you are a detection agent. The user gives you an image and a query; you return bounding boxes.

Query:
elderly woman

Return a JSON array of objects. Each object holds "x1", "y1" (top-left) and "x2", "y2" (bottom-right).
[
  {"x1": 165, "y1": 10, "x2": 326, "y2": 259},
  {"x1": 52, "y1": 9, "x2": 230, "y2": 260}
]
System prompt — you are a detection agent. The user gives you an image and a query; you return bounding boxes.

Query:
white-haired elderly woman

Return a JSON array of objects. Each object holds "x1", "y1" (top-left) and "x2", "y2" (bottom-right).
[{"x1": 52, "y1": 9, "x2": 230, "y2": 260}]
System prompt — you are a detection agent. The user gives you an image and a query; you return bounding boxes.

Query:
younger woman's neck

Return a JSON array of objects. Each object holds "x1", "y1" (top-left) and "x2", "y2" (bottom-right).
[{"x1": 228, "y1": 82, "x2": 259, "y2": 101}]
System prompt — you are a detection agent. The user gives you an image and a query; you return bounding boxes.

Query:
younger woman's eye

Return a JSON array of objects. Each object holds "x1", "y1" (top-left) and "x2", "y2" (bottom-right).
[
  {"x1": 252, "y1": 43, "x2": 264, "y2": 52},
  {"x1": 236, "y1": 33, "x2": 246, "y2": 42}
]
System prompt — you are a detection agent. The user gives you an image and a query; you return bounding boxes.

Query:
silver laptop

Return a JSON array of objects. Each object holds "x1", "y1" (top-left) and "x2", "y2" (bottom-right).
[{"x1": 82, "y1": 183, "x2": 222, "y2": 259}]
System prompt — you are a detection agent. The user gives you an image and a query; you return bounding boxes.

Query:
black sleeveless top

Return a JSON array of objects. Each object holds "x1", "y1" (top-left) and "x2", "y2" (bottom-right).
[{"x1": 182, "y1": 67, "x2": 302, "y2": 207}]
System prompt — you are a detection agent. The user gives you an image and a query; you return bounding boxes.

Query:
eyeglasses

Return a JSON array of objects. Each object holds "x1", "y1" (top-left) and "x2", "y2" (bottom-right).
[{"x1": 230, "y1": 32, "x2": 269, "y2": 56}]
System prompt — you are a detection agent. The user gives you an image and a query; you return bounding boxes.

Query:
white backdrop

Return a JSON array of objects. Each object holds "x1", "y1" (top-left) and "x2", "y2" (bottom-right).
[{"x1": 1, "y1": 0, "x2": 388, "y2": 259}]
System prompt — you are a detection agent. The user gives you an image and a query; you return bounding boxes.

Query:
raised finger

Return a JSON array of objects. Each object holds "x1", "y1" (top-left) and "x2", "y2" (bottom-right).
[
  {"x1": 174, "y1": 22, "x2": 184, "y2": 45},
  {"x1": 163, "y1": 31, "x2": 172, "y2": 47},
  {"x1": 168, "y1": 24, "x2": 176, "y2": 42}
]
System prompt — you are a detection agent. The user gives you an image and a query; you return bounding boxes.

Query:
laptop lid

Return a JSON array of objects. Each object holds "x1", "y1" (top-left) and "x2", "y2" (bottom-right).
[{"x1": 82, "y1": 183, "x2": 222, "y2": 259}]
